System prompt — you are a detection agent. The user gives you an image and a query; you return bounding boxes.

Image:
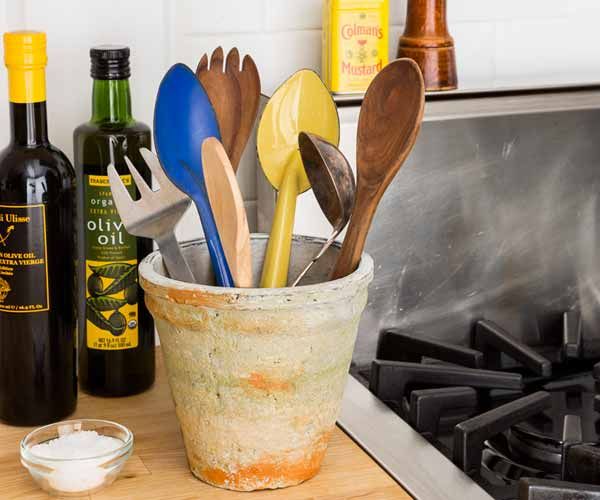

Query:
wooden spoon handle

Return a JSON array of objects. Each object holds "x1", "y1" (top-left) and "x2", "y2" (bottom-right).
[
  {"x1": 260, "y1": 165, "x2": 299, "y2": 288},
  {"x1": 202, "y1": 138, "x2": 253, "y2": 287},
  {"x1": 330, "y1": 188, "x2": 378, "y2": 280}
]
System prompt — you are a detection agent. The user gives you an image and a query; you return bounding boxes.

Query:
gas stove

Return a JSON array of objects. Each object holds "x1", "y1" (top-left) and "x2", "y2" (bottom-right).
[{"x1": 344, "y1": 314, "x2": 600, "y2": 499}]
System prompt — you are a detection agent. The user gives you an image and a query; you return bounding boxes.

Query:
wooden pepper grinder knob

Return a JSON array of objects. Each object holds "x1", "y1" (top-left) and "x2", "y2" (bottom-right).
[{"x1": 397, "y1": 0, "x2": 457, "y2": 91}]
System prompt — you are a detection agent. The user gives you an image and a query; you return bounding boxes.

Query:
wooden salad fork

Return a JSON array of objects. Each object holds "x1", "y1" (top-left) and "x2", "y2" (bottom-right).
[
  {"x1": 196, "y1": 47, "x2": 241, "y2": 167},
  {"x1": 196, "y1": 46, "x2": 260, "y2": 171},
  {"x1": 107, "y1": 148, "x2": 196, "y2": 283},
  {"x1": 224, "y1": 48, "x2": 260, "y2": 170}
]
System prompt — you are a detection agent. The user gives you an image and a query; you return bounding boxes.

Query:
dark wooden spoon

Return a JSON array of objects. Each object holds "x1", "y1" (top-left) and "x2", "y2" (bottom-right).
[{"x1": 331, "y1": 58, "x2": 425, "y2": 280}]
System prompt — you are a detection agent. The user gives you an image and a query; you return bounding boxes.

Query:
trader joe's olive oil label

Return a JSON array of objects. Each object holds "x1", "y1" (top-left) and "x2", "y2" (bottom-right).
[
  {"x1": 323, "y1": 0, "x2": 389, "y2": 94},
  {"x1": 0, "y1": 204, "x2": 49, "y2": 313},
  {"x1": 84, "y1": 174, "x2": 138, "y2": 349}
]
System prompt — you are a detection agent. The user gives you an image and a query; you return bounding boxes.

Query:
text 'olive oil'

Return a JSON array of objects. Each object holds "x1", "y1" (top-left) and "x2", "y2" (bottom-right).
[
  {"x1": 0, "y1": 31, "x2": 77, "y2": 425},
  {"x1": 74, "y1": 46, "x2": 154, "y2": 397}
]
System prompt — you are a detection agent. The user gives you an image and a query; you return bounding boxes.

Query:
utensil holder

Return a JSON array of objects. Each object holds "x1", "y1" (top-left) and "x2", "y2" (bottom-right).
[
  {"x1": 397, "y1": 0, "x2": 458, "y2": 91},
  {"x1": 139, "y1": 235, "x2": 373, "y2": 491}
]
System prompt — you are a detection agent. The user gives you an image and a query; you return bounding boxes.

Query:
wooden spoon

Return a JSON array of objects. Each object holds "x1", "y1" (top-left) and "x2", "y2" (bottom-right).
[
  {"x1": 226, "y1": 50, "x2": 261, "y2": 171},
  {"x1": 202, "y1": 137, "x2": 253, "y2": 287},
  {"x1": 331, "y1": 58, "x2": 425, "y2": 280},
  {"x1": 196, "y1": 47, "x2": 241, "y2": 165}
]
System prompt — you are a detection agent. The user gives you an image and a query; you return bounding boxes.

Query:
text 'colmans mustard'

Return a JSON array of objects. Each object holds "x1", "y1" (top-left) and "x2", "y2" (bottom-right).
[{"x1": 322, "y1": 0, "x2": 389, "y2": 94}]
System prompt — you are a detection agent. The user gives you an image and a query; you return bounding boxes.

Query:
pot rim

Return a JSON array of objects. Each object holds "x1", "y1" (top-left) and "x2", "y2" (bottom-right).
[{"x1": 139, "y1": 234, "x2": 374, "y2": 304}]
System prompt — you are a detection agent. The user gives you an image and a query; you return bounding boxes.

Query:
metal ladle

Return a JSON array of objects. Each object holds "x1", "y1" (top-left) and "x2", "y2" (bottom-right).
[{"x1": 292, "y1": 132, "x2": 356, "y2": 286}]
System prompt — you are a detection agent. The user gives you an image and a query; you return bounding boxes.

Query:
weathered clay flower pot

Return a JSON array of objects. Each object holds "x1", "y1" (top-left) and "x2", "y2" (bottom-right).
[{"x1": 139, "y1": 235, "x2": 373, "y2": 491}]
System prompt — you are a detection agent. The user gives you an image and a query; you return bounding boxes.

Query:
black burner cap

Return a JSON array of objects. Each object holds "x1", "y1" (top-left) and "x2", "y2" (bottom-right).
[{"x1": 90, "y1": 45, "x2": 130, "y2": 80}]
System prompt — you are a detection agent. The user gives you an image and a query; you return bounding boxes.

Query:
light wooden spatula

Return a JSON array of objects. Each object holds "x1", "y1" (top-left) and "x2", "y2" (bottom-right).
[{"x1": 202, "y1": 137, "x2": 253, "y2": 287}]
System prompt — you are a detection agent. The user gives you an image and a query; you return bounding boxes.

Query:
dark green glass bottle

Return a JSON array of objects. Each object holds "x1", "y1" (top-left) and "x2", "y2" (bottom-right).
[{"x1": 74, "y1": 46, "x2": 154, "y2": 397}]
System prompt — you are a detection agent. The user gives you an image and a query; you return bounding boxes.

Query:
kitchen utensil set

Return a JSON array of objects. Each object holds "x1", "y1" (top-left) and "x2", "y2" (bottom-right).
[{"x1": 108, "y1": 49, "x2": 425, "y2": 289}]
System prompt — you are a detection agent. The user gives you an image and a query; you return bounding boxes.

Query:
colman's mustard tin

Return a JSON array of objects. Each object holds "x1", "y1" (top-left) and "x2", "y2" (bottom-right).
[{"x1": 322, "y1": 0, "x2": 389, "y2": 94}]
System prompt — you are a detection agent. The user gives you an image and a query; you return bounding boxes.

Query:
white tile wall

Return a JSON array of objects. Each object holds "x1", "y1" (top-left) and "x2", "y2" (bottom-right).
[
  {"x1": 453, "y1": 22, "x2": 495, "y2": 89},
  {"x1": 175, "y1": 0, "x2": 266, "y2": 34},
  {"x1": 0, "y1": 0, "x2": 599, "y2": 235},
  {"x1": 266, "y1": 0, "x2": 322, "y2": 31},
  {"x1": 495, "y1": 17, "x2": 600, "y2": 88}
]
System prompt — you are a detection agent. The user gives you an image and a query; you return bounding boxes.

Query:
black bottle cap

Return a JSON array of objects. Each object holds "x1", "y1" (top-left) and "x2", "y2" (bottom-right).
[{"x1": 90, "y1": 45, "x2": 130, "y2": 80}]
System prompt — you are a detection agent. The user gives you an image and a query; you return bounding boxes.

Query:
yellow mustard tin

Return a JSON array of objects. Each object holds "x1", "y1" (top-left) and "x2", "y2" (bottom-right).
[{"x1": 322, "y1": 0, "x2": 389, "y2": 95}]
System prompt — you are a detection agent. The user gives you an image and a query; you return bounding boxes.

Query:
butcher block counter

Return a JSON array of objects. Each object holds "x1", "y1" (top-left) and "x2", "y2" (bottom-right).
[{"x1": 0, "y1": 349, "x2": 410, "y2": 499}]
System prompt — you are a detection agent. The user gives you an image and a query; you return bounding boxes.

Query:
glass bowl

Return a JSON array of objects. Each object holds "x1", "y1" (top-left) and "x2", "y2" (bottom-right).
[{"x1": 20, "y1": 419, "x2": 133, "y2": 497}]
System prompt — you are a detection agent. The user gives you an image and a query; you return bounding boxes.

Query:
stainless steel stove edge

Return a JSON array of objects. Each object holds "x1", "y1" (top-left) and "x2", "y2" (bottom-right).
[{"x1": 338, "y1": 375, "x2": 494, "y2": 500}]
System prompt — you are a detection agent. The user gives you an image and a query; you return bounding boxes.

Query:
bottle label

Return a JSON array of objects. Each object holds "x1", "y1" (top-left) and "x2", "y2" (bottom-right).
[
  {"x1": 84, "y1": 174, "x2": 138, "y2": 350},
  {"x1": 325, "y1": 1, "x2": 389, "y2": 93},
  {"x1": 0, "y1": 204, "x2": 49, "y2": 313}
]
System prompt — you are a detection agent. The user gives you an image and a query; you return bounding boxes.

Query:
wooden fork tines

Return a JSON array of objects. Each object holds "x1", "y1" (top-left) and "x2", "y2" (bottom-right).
[
  {"x1": 196, "y1": 46, "x2": 260, "y2": 171},
  {"x1": 196, "y1": 47, "x2": 241, "y2": 168}
]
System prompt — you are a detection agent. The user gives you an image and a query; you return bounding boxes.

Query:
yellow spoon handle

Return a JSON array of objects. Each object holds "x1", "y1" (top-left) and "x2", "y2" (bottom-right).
[{"x1": 260, "y1": 166, "x2": 299, "y2": 288}]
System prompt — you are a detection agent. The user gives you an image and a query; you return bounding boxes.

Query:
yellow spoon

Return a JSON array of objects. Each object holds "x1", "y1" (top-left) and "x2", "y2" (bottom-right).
[{"x1": 257, "y1": 70, "x2": 339, "y2": 288}]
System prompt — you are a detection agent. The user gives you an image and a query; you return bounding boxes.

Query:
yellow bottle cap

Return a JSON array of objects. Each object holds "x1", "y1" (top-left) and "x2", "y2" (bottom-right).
[
  {"x1": 3, "y1": 31, "x2": 47, "y2": 103},
  {"x1": 4, "y1": 31, "x2": 47, "y2": 68}
]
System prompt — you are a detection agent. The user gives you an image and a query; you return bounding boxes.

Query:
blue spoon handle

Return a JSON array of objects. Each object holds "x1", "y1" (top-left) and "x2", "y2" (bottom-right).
[
  {"x1": 191, "y1": 192, "x2": 234, "y2": 287},
  {"x1": 179, "y1": 160, "x2": 234, "y2": 287}
]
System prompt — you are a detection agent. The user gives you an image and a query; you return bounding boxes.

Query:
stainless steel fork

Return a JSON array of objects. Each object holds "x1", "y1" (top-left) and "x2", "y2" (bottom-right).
[{"x1": 108, "y1": 147, "x2": 196, "y2": 283}]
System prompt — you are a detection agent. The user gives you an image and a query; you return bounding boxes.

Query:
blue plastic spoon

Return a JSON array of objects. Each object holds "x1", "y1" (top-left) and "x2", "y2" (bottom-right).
[{"x1": 154, "y1": 63, "x2": 234, "y2": 287}]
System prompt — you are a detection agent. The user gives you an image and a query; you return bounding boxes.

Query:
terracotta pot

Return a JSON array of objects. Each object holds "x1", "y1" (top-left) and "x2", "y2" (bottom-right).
[{"x1": 139, "y1": 235, "x2": 373, "y2": 491}]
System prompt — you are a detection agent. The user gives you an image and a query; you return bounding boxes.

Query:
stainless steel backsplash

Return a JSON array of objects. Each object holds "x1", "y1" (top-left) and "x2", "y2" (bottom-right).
[{"x1": 355, "y1": 90, "x2": 600, "y2": 365}]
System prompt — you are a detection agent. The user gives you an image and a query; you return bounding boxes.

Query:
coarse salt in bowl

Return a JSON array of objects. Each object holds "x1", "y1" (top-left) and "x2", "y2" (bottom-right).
[{"x1": 20, "y1": 419, "x2": 133, "y2": 497}]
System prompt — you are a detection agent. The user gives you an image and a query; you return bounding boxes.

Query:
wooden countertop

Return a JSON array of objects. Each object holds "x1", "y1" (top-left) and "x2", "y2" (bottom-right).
[{"x1": 1, "y1": 349, "x2": 410, "y2": 499}]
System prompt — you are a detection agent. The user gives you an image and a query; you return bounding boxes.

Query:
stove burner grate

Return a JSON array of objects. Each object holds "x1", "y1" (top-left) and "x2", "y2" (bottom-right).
[{"x1": 368, "y1": 313, "x2": 600, "y2": 499}]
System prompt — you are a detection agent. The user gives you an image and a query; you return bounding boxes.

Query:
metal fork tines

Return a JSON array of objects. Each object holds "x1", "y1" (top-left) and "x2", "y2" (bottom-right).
[{"x1": 108, "y1": 147, "x2": 196, "y2": 283}]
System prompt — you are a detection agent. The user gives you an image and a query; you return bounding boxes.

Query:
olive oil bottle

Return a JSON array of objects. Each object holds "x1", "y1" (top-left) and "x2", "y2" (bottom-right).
[
  {"x1": 74, "y1": 46, "x2": 154, "y2": 396},
  {"x1": 0, "y1": 31, "x2": 77, "y2": 425}
]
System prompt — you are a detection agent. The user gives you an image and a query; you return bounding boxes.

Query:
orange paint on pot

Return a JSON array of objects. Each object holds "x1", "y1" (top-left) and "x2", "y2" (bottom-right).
[
  {"x1": 165, "y1": 288, "x2": 236, "y2": 308},
  {"x1": 196, "y1": 432, "x2": 331, "y2": 491},
  {"x1": 144, "y1": 294, "x2": 209, "y2": 328},
  {"x1": 244, "y1": 372, "x2": 292, "y2": 392},
  {"x1": 140, "y1": 276, "x2": 239, "y2": 308}
]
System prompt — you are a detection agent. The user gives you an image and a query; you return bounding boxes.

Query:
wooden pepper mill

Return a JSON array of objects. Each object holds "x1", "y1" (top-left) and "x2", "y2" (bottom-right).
[{"x1": 397, "y1": 0, "x2": 457, "y2": 91}]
